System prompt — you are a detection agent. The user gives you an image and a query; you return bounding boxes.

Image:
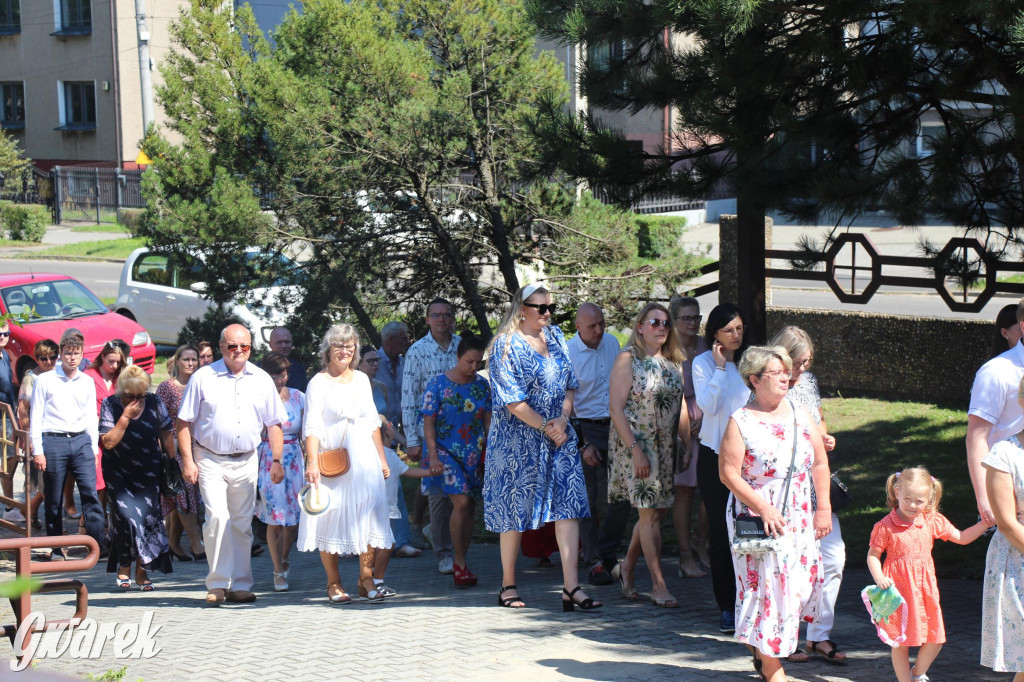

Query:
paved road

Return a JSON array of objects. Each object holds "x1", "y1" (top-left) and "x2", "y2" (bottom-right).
[{"x1": 2, "y1": 529, "x2": 1000, "y2": 681}]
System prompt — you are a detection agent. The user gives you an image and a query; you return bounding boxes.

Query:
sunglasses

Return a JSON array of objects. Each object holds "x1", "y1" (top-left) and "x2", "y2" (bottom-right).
[
  {"x1": 523, "y1": 302, "x2": 556, "y2": 315},
  {"x1": 0, "y1": 331, "x2": 9, "y2": 338},
  {"x1": 646, "y1": 319, "x2": 671, "y2": 328},
  {"x1": 364, "y1": 358, "x2": 381, "y2": 365},
  {"x1": 36, "y1": 355, "x2": 56, "y2": 362},
  {"x1": 226, "y1": 344, "x2": 251, "y2": 352},
  {"x1": 675, "y1": 315, "x2": 702, "y2": 324},
  {"x1": 123, "y1": 393, "x2": 147, "y2": 401}
]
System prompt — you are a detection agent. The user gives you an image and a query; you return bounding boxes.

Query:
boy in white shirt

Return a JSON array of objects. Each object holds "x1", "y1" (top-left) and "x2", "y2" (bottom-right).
[{"x1": 372, "y1": 448, "x2": 434, "y2": 596}]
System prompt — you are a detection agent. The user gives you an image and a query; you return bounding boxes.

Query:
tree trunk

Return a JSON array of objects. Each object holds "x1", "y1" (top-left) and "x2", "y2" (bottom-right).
[
  {"x1": 734, "y1": 191, "x2": 768, "y2": 344},
  {"x1": 472, "y1": 140, "x2": 520, "y2": 296}
]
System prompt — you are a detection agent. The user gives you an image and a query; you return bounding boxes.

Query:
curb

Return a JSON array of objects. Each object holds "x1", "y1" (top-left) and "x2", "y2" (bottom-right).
[{"x1": 0, "y1": 253, "x2": 126, "y2": 264}]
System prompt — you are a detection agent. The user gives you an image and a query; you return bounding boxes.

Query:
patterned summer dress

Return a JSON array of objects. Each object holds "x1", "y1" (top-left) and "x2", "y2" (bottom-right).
[
  {"x1": 982, "y1": 435, "x2": 1024, "y2": 671},
  {"x1": 607, "y1": 349, "x2": 683, "y2": 509},
  {"x1": 156, "y1": 379, "x2": 203, "y2": 516},
  {"x1": 869, "y1": 509, "x2": 957, "y2": 646},
  {"x1": 484, "y1": 325, "x2": 589, "y2": 533},
  {"x1": 99, "y1": 394, "x2": 173, "y2": 575},
  {"x1": 728, "y1": 401, "x2": 822, "y2": 658},
  {"x1": 420, "y1": 373, "x2": 491, "y2": 497},
  {"x1": 256, "y1": 388, "x2": 305, "y2": 526}
]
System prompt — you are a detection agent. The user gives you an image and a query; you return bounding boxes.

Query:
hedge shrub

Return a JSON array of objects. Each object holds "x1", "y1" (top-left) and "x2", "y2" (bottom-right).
[
  {"x1": 635, "y1": 215, "x2": 687, "y2": 259},
  {"x1": 117, "y1": 208, "x2": 146, "y2": 235},
  {"x1": 1, "y1": 203, "x2": 48, "y2": 242}
]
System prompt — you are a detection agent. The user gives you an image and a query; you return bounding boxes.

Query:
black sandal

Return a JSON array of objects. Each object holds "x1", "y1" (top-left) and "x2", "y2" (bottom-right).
[
  {"x1": 562, "y1": 586, "x2": 602, "y2": 611},
  {"x1": 805, "y1": 639, "x2": 847, "y2": 663},
  {"x1": 497, "y1": 584, "x2": 525, "y2": 608}
]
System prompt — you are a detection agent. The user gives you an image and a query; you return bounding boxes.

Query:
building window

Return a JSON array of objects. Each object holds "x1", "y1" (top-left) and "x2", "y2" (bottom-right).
[
  {"x1": 916, "y1": 120, "x2": 945, "y2": 157},
  {"x1": 0, "y1": 0, "x2": 20, "y2": 34},
  {"x1": 587, "y1": 39, "x2": 627, "y2": 94},
  {"x1": 0, "y1": 82, "x2": 24, "y2": 130},
  {"x1": 53, "y1": 0, "x2": 90, "y2": 35},
  {"x1": 56, "y1": 81, "x2": 96, "y2": 131}
]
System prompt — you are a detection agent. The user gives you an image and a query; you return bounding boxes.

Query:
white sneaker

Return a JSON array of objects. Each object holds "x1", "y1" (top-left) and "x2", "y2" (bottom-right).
[
  {"x1": 4, "y1": 507, "x2": 25, "y2": 523},
  {"x1": 393, "y1": 544, "x2": 422, "y2": 558},
  {"x1": 421, "y1": 524, "x2": 433, "y2": 548},
  {"x1": 438, "y1": 556, "x2": 454, "y2": 574}
]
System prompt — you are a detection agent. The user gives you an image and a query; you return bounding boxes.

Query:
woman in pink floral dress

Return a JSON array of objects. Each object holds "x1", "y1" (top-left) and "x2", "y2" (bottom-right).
[
  {"x1": 719, "y1": 346, "x2": 832, "y2": 682},
  {"x1": 257, "y1": 352, "x2": 305, "y2": 592}
]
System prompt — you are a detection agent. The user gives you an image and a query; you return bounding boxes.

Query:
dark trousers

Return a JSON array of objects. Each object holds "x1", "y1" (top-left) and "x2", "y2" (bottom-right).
[
  {"x1": 696, "y1": 443, "x2": 736, "y2": 613},
  {"x1": 42, "y1": 433, "x2": 104, "y2": 544},
  {"x1": 577, "y1": 420, "x2": 632, "y2": 567}
]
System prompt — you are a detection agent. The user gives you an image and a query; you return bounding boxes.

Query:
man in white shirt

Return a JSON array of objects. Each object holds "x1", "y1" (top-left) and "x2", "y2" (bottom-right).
[
  {"x1": 402, "y1": 299, "x2": 461, "y2": 574},
  {"x1": 178, "y1": 324, "x2": 287, "y2": 605},
  {"x1": 567, "y1": 303, "x2": 628, "y2": 585},
  {"x1": 967, "y1": 299, "x2": 1024, "y2": 524},
  {"x1": 29, "y1": 328, "x2": 104, "y2": 558}
]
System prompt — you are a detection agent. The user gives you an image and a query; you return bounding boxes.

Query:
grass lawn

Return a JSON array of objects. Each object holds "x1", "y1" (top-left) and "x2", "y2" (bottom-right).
[
  {"x1": 70, "y1": 224, "x2": 130, "y2": 234},
  {"x1": 825, "y1": 396, "x2": 986, "y2": 578},
  {"x1": 0, "y1": 238, "x2": 41, "y2": 248},
  {"x1": 33, "y1": 238, "x2": 145, "y2": 260},
  {"x1": 149, "y1": 355, "x2": 170, "y2": 387}
]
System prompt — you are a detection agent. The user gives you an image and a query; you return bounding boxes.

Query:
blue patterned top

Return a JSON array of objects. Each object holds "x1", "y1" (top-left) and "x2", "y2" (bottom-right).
[
  {"x1": 483, "y1": 325, "x2": 590, "y2": 532},
  {"x1": 421, "y1": 373, "x2": 491, "y2": 461}
]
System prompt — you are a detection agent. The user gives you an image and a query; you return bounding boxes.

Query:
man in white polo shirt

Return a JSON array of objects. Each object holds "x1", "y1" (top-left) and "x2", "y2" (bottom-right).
[
  {"x1": 567, "y1": 302, "x2": 630, "y2": 585},
  {"x1": 178, "y1": 323, "x2": 287, "y2": 605},
  {"x1": 967, "y1": 298, "x2": 1024, "y2": 525},
  {"x1": 30, "y1": 328, "x2": 104, "y2": 558}
]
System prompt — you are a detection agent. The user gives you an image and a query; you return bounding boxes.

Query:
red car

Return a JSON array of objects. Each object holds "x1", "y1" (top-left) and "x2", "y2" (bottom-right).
[{"x1": 0, "y1": 273, "x2": 156, "y2": 382}]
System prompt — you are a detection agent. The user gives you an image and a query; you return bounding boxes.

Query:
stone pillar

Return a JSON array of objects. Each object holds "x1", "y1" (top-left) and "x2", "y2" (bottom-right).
[{"x1": 718, "y1": 215, "x2": 772, "y2": 306}]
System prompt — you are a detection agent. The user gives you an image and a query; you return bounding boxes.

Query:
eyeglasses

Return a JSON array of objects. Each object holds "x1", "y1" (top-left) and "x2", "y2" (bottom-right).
[
  {"x1": 225, "y1": 344, "x2": 251, "y2": 353},
  {"x1": 36, "y1": 355, "x2": 56, "y2": 363},
  {"x1": 331, "y1": 343, "x2": 356, "y2": 353},
  {"x1": 364, "y1": 358, "x2": 381, "y2": 365},
  {"x1": 123, "y1": 393, "x2": 147, "y2": 401},
  {"x1": 428, "y1": 312, "x2": 454, "y2": 320},
  {"x1": 675, "y1": 315, "x2": 702, "y2": 324},
  {"x1": 271, "y1": 371, "x2": 288, "y2": 380},
  {"x1": 760, "y1": 370, "x2": 792, "y2": 379},
  {"x1": 718, "y1": 325, "x2": 744, "y2": 336},
  {"x1": 646, "y1": 319, "x2": 671, "y2": 328},
  {"x1": 796, "y1": 357, "x2": 813, "y2": 370},
  {"x1": 523, "y1": 302, "x2": 556, "y2": 315},
  {"x1": 0, "y1": 331, "x2": 10, "y2": 338}
]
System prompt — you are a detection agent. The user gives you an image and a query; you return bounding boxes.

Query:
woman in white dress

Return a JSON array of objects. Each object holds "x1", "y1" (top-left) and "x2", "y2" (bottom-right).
[
  {"x1": 299, "y1": 323, "x2": 393, "y2": 604},
  {"x1": 982, "y1": 376, "x2": 1024, "y2": 679}
]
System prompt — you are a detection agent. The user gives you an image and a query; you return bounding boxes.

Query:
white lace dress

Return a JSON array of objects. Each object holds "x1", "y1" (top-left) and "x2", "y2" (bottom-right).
[{"x1": 297, "y1": 371, "x2": 393, "y2": 555}]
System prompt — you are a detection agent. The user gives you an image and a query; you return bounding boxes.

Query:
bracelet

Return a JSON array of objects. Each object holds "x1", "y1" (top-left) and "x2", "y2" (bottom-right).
[
  {"x1": 273, "y1": 459, "x2": 282, "y2": 464},
  {"x1": 628, "y1": 440, "x2": 638, "y2": 450},
  {"x1": 715, "y1": 365, "x2": 726, "y2": 371},
  {"x1": 539, "y1": 417, "x2": 548, "y2": 432}
]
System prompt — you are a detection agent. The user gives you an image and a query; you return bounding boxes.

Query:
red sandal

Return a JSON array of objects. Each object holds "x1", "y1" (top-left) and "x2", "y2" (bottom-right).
[{"x1": 453, "y1": 562, "x2": 478, "y2": 587}]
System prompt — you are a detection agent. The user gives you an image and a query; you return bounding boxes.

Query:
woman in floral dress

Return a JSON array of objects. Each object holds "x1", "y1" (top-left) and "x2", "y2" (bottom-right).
[
  {"x1": 257, "y1": 352, "x2": 305, "y2": 592},
  {"x1": 719, "y1": 346, "x2": 832, "y2": 682},
  {"x1": 156, "y1": 344, "x2": 206, "y2": 561},
  {"x1": 423, "y1": 333, "x2": 491, "y2": 586},
  {"x1": 608, "y1": 302, "x2": 689, "y2": 607}
]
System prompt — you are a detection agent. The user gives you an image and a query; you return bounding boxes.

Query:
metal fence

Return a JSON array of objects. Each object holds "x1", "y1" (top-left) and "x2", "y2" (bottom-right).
[
  {"x1": 52, "y1": 166, "x2": 146, "y2": 224},
  {"x1": 0, "y1": 167, "x2": 53, "y2": 208}
]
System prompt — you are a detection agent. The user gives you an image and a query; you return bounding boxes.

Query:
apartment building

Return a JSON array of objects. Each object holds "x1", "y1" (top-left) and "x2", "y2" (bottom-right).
[{"x1": 0, "y1": 0, "x2": 187, "y2": 170}]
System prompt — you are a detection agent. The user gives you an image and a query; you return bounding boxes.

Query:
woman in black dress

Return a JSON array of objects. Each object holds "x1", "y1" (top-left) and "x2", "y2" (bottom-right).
[{"x1": 99, "y1": 365, "x2": 175, "y2": 590}]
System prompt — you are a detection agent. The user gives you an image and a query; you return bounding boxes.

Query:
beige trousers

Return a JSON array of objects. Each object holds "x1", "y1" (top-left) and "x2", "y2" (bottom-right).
[{"x1": 196, "y1": 447, "x2": 258, "y2": 592}]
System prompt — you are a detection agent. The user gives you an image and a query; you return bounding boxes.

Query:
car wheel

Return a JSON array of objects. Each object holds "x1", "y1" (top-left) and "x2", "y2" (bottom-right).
[{"x1": 116, "y1": 309, "x2": 136, "y2": 321}]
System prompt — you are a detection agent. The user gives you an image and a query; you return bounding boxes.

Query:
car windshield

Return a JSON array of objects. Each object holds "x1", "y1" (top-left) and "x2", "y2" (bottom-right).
[{"x1": 1, "y1": 279, "x2": 107, "y2": 321}]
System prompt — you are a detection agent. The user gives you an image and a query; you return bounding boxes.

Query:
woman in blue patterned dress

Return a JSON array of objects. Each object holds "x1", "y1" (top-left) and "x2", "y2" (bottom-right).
[
  {"x1": 99, "y1": 366, "x2": 174, "y2": 591},
  {"x1": 484, "y1": 283, "x2": 599, "y2": 611},
  {"x1": 423, "y1": 333, "x2": 491, "y2": 586},
  {"x1": 257, "y1": 352, "x2": 305, "y2": 592}
]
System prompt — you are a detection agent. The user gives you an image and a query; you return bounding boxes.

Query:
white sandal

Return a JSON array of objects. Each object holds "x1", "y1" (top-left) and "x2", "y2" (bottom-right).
[{"x1": 273, "y1": 571, "x2": 289, "y2": 592}]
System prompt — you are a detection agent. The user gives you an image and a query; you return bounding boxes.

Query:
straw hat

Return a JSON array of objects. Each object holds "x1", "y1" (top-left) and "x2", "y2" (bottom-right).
[{"x1": 298, "y1": 483, "x2": 332, "y2": 516}]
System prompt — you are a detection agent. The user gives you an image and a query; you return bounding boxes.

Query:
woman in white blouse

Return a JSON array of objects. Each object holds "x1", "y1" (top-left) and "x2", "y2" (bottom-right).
[
  {"x1": 299, "y1": 323, "x2": 393, "y2": 605},
  {"x1": 691, "y1": 303, "x2": 751, "y2": 635}
]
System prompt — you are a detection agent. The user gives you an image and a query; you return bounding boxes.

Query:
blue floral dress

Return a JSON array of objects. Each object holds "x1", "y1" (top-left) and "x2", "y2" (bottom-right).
[
  {"x1": 99, "y1": 394, "x2": 173, "y2": 574},
  {"x1": 421, "y1": 373, "x2": 491, "y2": 497},
  {"x1": 484, "y1": 325, "x2": 590, "y2": 532},
  {"x1": 256, "y1": 388, "x2": 305, "y2": 526}
]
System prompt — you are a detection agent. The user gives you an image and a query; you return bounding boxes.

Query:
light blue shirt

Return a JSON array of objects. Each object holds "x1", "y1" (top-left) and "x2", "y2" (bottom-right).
[{"x1": 566, "y1": 332, "x2": 620, "y2": 420}]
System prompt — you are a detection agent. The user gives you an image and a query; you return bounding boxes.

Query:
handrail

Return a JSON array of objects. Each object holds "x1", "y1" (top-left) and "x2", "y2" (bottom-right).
[{"x1": 0, "y1": 401, "x2": 29, "y2": 537}]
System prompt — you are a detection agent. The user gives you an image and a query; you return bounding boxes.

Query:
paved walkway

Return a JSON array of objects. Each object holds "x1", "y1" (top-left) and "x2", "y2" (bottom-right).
[{"x1": 0, "y1": 524, "x2": 1001, "y2": 681}]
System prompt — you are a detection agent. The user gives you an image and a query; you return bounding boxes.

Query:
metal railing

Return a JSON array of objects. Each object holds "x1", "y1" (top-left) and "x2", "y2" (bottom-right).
[
  {"x1": 52, "y1": 166, "x2": 146, "y2": 224},
  {"x1": 0, "y1": 401, "x2": 29, "y2": 538}
]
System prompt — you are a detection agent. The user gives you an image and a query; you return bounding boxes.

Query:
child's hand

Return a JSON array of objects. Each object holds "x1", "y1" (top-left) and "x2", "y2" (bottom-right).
[{"x1": 875, "y1": 576, "x2": 893, "y2": 590}]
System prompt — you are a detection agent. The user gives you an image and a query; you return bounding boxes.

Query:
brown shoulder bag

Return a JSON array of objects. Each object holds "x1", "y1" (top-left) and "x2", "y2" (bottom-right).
[{"x1": 319, "y1": 447, "x2": 350, "y2": 477}]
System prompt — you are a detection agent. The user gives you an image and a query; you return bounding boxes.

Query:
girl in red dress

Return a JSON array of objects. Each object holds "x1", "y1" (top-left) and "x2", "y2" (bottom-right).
[{"x1": 867, "y1": 467, "x2": 992, "y2": 682}]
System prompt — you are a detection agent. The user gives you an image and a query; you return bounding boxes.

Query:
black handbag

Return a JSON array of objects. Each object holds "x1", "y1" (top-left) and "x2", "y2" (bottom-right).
[
  {"x1": 731, "y1": 400, "x2": 799, "y2": 555},
  {"x1": 161, "y1": 456, "x2": 184, "y2": 497},
  {"x1": 830, "y1": 472, "x2": 852, "y2": 512}
]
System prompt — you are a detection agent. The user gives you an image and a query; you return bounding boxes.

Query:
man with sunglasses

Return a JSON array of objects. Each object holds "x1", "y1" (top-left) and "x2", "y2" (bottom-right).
[
  {"x1": 176, "y1": 323, "x2": 288, "y2": 605},
  {"x1": 29, "y1": 329, "x2": 106, "y2": 559},
  {"x1": 402, "y1": 298, "x2": 461, "y2": 574}
]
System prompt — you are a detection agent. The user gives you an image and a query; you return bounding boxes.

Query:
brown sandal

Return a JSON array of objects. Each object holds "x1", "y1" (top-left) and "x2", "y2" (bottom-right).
[{"x1": 805, "y1": 639, "x2": 847, "y2": 663}]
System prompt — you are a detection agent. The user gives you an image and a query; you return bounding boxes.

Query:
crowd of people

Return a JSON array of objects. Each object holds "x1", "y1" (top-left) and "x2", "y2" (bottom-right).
[{"x1": 5, "y1": 289, "x2": 1024, "y2": 680}]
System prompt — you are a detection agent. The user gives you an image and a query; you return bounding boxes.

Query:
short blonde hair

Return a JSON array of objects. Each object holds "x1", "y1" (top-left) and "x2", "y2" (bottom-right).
[
  {"x1": 319, "y1": 323, "x2": 360, "y2": 368},
  {"x1": 770, "y1": 326, "x2": 814, "y2": 365},
  {"x1": 116, "y1": 365, "x2": 151, "y2": 396},
  {"x1": 737, "y1": 345, "x2": 793, "y2": 390},
  {"x1": 626, "y1": 303, "x2": 685, "y2": 364}
]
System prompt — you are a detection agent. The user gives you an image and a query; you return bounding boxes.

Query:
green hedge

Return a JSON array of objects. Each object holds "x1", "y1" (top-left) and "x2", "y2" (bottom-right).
[
  {"x1": 116, "y1": 208, "x2": 146, "y2": 235},
  {"x1": 1, "y1": 203, "x2": 48, "y2": 242},
  {"x1": 635, "y1": 215, "x2": 687, "y2": 259}
]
